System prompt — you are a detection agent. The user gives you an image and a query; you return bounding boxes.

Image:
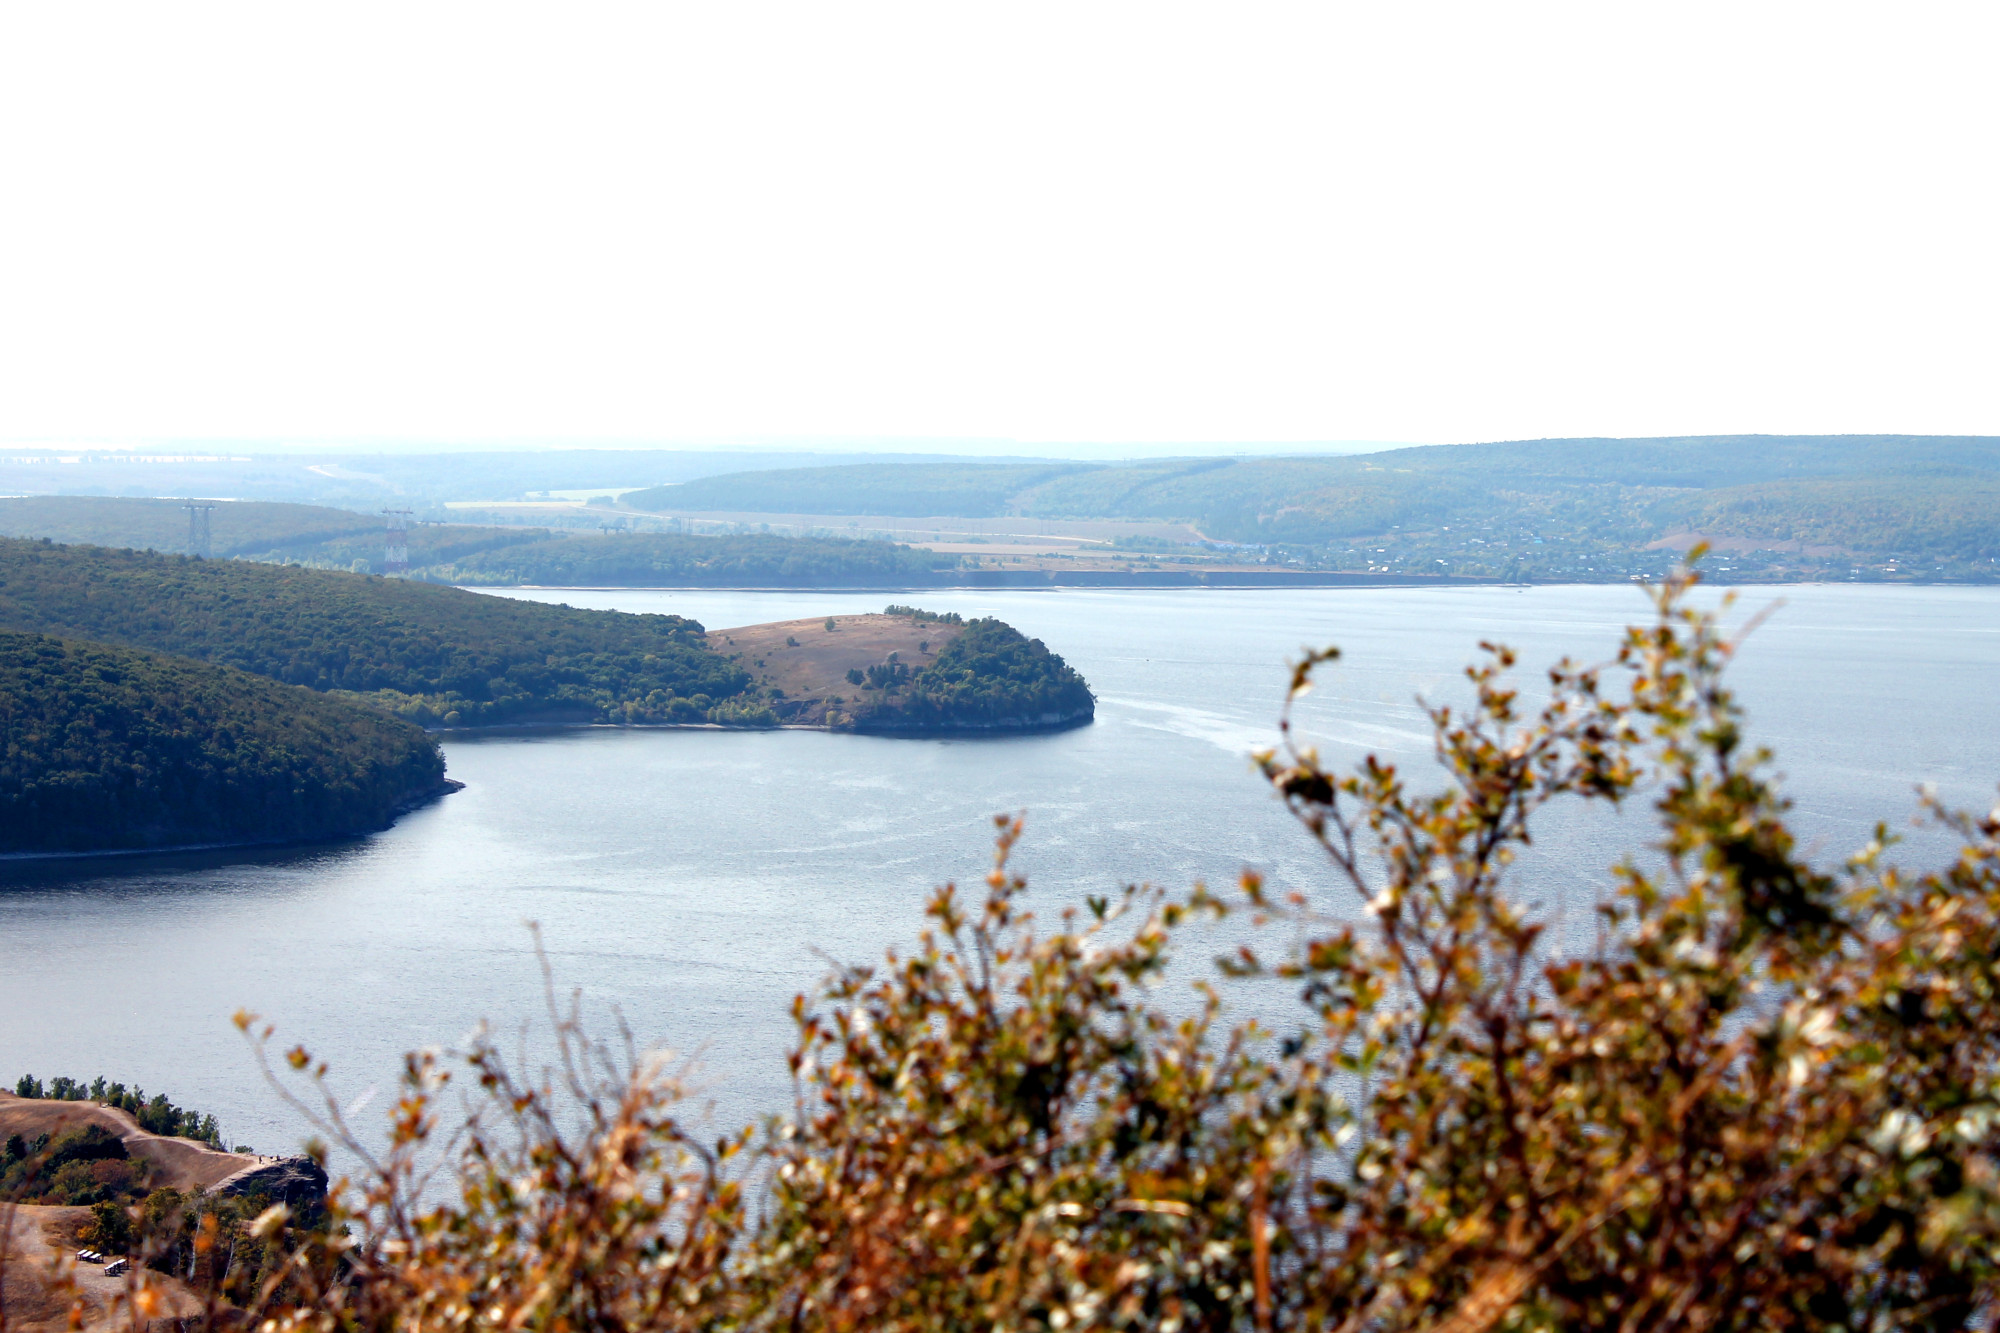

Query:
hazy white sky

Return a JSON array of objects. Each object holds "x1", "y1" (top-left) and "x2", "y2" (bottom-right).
[{"x1": 1, "y1": 3, "x2": 1995, "y2": 450}]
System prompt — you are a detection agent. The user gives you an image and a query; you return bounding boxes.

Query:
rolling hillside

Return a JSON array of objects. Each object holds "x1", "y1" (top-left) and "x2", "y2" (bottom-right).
[
  {"x1": 0, "y1": 496, "x2": 383, "y2": 555},
  {"x1": 623, "y1": 462, "x2": 1096, "y2": 519},
  {"x1": 625, "y1": 436, "x2": 2000, "y2": 580},
  {"x1": 0, "y1": 497, "x2": 958, "y2": 585}
]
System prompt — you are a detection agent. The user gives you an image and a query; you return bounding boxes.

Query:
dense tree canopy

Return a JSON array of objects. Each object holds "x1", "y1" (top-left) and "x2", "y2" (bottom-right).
[
  {"x1": 0, "y1": 538, "x2": 747, "y2": 725},
  {"x1": 857, "y1": 616, "x2": 1095, "y2": 731},
  {"x1": 429, "y1": 531, "x2": 957, "y2": 587},
  {"x1": 0, "y1": 1123, "x2": 138, "y2": 1209},
  {"x1": 0, "y1": 630, "x2": 447, "y2": 853}
]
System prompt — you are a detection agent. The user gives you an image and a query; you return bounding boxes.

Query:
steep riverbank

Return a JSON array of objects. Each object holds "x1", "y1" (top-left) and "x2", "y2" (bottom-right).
[{"x1": 0, "y1": 632, "x2": 453, "y2": 856}]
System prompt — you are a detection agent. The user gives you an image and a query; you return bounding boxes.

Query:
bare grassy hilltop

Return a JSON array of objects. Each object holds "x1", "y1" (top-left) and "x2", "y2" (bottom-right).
[
  {"x1": 711, "y1": 608, "x2": 1094, "y2": 733},
  {"x1": 0, "y1": 1095, "x2": 252, "y2": 1194},
  {"x1": 714, "y1": 613, "x2": 954, "y2": 728}
]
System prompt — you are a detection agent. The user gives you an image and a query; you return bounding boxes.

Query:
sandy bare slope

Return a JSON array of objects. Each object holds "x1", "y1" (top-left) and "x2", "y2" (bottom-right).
[
  {"x1": 0, "y1": 1203, "x2": 201, "y2": 1333},
  {"x1": 0, "y1": 1094, "x2": 256, "y2": 1193}
]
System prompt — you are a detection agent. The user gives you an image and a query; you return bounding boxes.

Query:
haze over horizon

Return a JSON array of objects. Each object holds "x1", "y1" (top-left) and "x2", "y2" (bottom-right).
[
  {"x1": 3, "y1": 3, "x2": 1995, "y2": 450},
  {"x1": 0, "y1": 435, "x2": 1413, "y2": 461},
  {"x1": 9, "y1": 433, "x2": 2000, "y2": 466}
]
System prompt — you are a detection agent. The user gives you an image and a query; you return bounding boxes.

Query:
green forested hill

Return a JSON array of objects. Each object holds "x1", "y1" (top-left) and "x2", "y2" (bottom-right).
[
  {"x1": 0, "y1": 631, "x2": 448, "y2": 854},
  {"x1": 0, "y1": 539, "x2": 749, "y2": 726},
  {"x1": 0, "y1": 540, "x2": 1100, "y2": 735},
  {"x1": 433, "y1": 531, "x2": 955, "y2": 586},
  {"x1": 863, "y1": 617, "x2": 1095, "y2": 732}
]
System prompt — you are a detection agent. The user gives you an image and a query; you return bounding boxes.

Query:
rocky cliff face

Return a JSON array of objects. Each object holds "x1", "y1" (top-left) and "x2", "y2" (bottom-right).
[{"x1": 213, "y1": 1155, "x2": 330, "y2": 1214}]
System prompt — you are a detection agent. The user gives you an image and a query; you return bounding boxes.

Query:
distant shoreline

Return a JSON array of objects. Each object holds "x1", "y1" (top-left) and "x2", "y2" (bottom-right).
[
  {"x1": 435, "y1": 716, "x2": 1094, "y2": 738},
  {"x1": 487, "y1": 575, "x2": 1996, "y2": 592},
  {"x1": 491, "y1": 571, "x2": 1496, "y2": 591}
]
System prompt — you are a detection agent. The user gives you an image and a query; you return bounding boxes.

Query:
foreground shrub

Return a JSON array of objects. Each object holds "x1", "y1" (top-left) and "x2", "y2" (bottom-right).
[{"x1": 22, "y1": 565, "x2": 2000, "y2": 1332}]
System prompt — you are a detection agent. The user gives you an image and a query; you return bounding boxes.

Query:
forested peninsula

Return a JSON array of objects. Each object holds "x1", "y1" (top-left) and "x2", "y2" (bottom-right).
[
  {"x1": 0, "y1": 630, "x2": 450, "y2": 855},
  {"x1": 0, "y1": 540, "x2": 1095, "y2": 737},
  {"x1": 0, "y1": 538, "x2": 746, "y2": 726},
  {"x1": 714, "y1": 609, "x2": 1095, "y2": 733}
]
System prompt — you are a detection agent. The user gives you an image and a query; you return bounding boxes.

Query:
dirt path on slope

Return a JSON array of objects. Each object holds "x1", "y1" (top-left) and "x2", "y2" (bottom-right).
[
  {"x1": 0, "y1": 1203, "x2": 202, "y2": 1333},
  {"x1": 0, "y1": 1093, "x2": 258, "y2": 1193}
]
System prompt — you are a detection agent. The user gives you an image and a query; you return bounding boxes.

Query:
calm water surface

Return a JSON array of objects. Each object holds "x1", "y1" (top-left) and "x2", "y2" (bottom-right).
[{"x1": 2, "y1": 585, "x2": 1995, "y2": 1150}]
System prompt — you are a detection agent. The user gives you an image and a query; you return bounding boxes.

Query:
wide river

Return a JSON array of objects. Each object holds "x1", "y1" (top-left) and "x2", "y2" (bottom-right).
[{"x1": 3, "y1": 585, "x2": 1996, "y2": 1154}]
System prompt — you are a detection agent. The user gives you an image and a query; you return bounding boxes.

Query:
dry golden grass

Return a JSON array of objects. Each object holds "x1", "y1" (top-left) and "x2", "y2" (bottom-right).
[
  {"x1": 0, "y1": 1096, "x2": 252, "y2": 1194},
  {"x1": 711, "y1": 614, "x2": 962, "y2": 721}
]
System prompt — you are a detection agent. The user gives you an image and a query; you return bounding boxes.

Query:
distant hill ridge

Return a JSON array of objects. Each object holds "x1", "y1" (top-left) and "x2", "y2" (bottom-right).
[
  {"x1": 0, "y1": 496, "x2": 382, "y2": 556},
  {"x1": 0, "y1": 497, "x2": 958, "y2": 586},
  {"x1": 12, "y1": 434, "x2": 1995, "y2": 584},
  {"x1": 620, "y1": 435, "x2": 2000, "y2": 579},
  {"x1": 627, "y1": 435, "x2": 2000, "y2": 520}
]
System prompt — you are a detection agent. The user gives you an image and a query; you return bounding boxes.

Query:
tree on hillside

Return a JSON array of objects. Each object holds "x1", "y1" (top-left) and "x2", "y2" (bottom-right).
[{"x1": 100, "y1": 563, "x2": 2000, "y2": 1331}]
